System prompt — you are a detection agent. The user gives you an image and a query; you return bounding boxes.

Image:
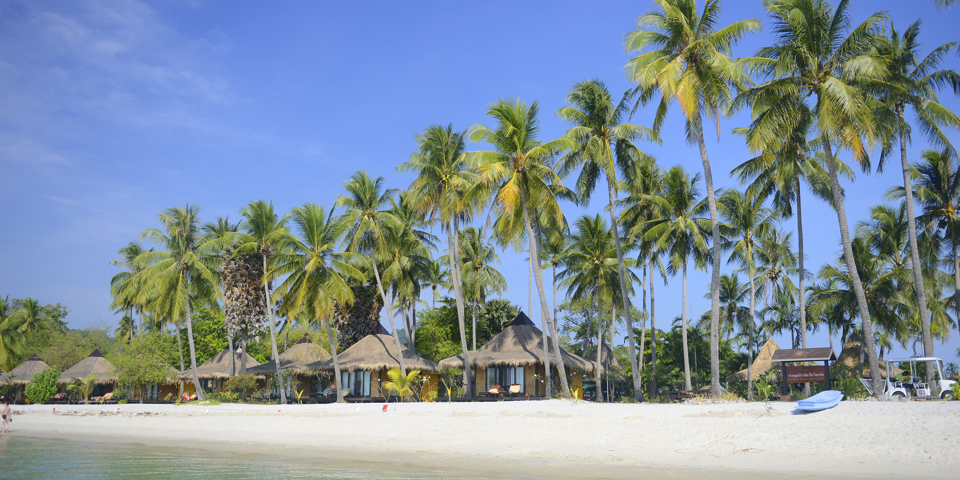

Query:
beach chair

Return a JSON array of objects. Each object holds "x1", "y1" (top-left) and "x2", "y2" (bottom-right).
[
  {"x1": 488, "y1": 385, "x2": 502, "y2": 397},
  {"x1": 508, "y1": 384, "x2": 521, "y2": 397}
]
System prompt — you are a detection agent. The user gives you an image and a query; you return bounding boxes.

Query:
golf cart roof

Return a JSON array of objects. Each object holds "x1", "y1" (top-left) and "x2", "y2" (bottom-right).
[{"x1": 886, "y1": 357, "x2": 943, "y2": 363}]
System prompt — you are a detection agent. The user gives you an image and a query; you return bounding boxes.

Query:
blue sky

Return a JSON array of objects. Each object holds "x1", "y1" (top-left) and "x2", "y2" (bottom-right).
[{"x1": 1, "y1": 0, "x2": 958, "y2": 364}]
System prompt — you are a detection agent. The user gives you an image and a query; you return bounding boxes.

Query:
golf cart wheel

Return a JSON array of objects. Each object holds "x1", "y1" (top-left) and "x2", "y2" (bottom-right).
[
  {"x1": 942, "y1": 391, "x2": 955, "y2": 401},
  {"x1": 893, "y1": 392, "x2": 906, "y2": 398}
]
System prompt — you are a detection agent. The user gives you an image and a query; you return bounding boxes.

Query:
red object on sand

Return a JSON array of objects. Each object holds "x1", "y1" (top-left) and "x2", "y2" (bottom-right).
[{"x1": 382, "y1": 405, "x2": 388, "y2": 412}]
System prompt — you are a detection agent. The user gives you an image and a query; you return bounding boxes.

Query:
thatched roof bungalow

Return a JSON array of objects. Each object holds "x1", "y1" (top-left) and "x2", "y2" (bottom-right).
[
  {"x1": 247, "y1": 337, "x2": 332, "y2": 396},
  {"x1": 1, "y1": 355, "x2": 52, "y2": 386},
  {"x1": 305, "y1": 333, "x2": 439, "y2": 398},
  {"x1": 177, "y1": 347, "x2": 264, "y2": 396},
  {"x1": 584, "y1": 343, "x2": 623, "y2": 372},
  {"x1": 439, "y1": 312, "x2": 595, "y2": 397},
  {"x1": 727, "y1": 338, "x2": 780, "y2": 383},
  {"x1": 836, "y1": 334, "x2": 900, "y2": 379},
  {"x1": 58, "y1": 349, "x2": 117, "y2": 385}
]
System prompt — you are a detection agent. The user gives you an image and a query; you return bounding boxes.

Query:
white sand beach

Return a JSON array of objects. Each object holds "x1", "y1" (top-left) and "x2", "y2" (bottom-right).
[{"x1": 6, "y1": 399, "x2": 959, "y2": 479}]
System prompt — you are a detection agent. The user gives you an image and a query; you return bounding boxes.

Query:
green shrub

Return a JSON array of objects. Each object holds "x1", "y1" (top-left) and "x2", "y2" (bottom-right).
[
  {"x1": 222, "y1": 374, "x2": 258, "y2": 399},
  {"x1": 25, "y1": 367, "x2": 61, "y2": 404}
]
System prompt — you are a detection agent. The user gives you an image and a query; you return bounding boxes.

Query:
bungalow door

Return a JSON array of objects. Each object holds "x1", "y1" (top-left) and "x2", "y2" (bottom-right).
[{"x1": 341, "y1": 371, "x2": 371, "y2": 396}]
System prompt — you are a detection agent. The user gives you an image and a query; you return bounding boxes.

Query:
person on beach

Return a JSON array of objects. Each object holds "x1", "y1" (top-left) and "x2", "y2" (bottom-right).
[{"x1": 2, "y1": 400, "x2": 11, "y2": 433}]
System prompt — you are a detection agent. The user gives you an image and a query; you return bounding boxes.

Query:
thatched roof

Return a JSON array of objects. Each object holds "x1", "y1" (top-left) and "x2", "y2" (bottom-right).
[
  {"x1": 438, "y1": 312, "x2": 596, "y2": 373},
  {"x1": 305, "y1": 334, "x2": 439, "y2": 373},
  {"x1": 836, "y1": 334, "x2": 900, "y2": 379},
  {"x1": 58, "y1": 349, "x2": 117, "y2": 385},
  {"x1": 0, "y1": 355, "x2": 53, "y2": 385},
  {"x1": 176, "y1": 347, "x2": 264, "y2": 380},
  {"x1": 583, "y1": 343, "x2": 623, "y2": 372},
  {"x1": 246, "y1": 337, "x2": 331, "y2": 375},
  {"x1": 727, "y1": 338, "x2": 780, "y2": 383}
]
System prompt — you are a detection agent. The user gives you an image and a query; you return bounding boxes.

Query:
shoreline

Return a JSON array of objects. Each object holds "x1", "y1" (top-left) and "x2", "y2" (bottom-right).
[{"x1": 6, "y1": 400, "x2": 958, "y2": 479}]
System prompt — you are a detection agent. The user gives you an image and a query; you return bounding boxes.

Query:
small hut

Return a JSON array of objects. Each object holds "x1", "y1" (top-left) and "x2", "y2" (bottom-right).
[
  {"x1": 439, "y1": 312, "x2": 596, "y2": 397},
  {"x1": 583, "y1": 343, "x2": 624, "y2": 401},
  {"x1": 836, "y1": 334, "x2": 900, "y2": 379},
  {"x1": 0, "y1": 355, "x2": 53, "y2": 402},
  {"x1": 305, "y1": 334, "x2": 439, "y2": 398},
  {"x1": 176, "y1": 347, "x2": 263, "y2": 396},
  {"x1": 727, "y1": 338, "x2": 780, "y2": 383},
  {"x1": 58, "y1": 349, "x2": 118, "y2": 398},
  {"x1": 247, "y1": 337, "x2": 332, "y2": 396}
]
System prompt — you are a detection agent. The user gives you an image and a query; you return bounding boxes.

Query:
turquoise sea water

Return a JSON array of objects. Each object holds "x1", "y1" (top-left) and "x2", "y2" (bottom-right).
[{"x1": 0, "y1": 437, "x2": 497, "y2": 480}]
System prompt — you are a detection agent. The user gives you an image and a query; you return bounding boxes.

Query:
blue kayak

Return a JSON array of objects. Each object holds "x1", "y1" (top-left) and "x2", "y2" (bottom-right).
[{"x1": 796, "y1": 390, "x2": 844, "y2": 411}]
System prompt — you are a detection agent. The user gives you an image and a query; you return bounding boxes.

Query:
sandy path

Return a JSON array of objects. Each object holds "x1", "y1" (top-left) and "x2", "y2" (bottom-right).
[{"x1": 6, "y1": 399, "x2": 958, "y2": 479}]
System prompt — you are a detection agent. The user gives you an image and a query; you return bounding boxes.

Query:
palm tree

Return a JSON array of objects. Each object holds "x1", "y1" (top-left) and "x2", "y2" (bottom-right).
[
  {"x1": 755, "y1": 228, "x2": 799, "y2": 339},
  {"x1": 0, "y1": 297, "x2": 25, "y2": 372},
  {"x1": 903, "y1": 150, "x2": 960, "y2": 337},
  {"x1": 273, "y1": 204, "x2": 363, "y2": 403},
  {"x1": 625, "y1": 0, "x2": 760, "y2": 396},
  {"x1": 399, "y1": 124, "x2": 479, "y2": 394},
  {"x1": 718, "y1": 188, "x2": 776, "y2": 399},
  {"x1": 641, "y1": 166, "x2": 711, "y2": 390},
  {"x1": 423, "y1": 259, "x2": 447, "y2": 310},
  {"x1": 237, "y1": 200, "x2": 292, "y2": 404},
  {"x1": 115, "y1": 315, "x2": 136, "y2": 342},
  {"x1": 470, "y1": 99, "x2": 574, "y2": 397},
  {"x1": 203, "y1": 216, "x2": 244, "y2": 376},
  {"x1": 737, "y1": 0, "x2": 890, "y2": 396},
  {"x1": 876, "y1": 20, "x2": 960, "y2": 366},
  {"x1": 459, "y1": 227, "x2": 506, "y2": 351},
  {"x1": 558, "y1": 79, "x2": 657, "y2": 400},
  {"x1": 11, "y1": 298, "x2": 50, "y2": 336},
  {"x1": 336, "y1": 171, "x2": 410, "y2": 374},
  {"x1": 539, "y1": 226, "x2": 570, "y2": 398},
  {"x1": 138, "y1": 205, "x2": 219, "y2": 401},
  {"x1": 110, "y1": 242, "x2": 149, "y2": 335}
]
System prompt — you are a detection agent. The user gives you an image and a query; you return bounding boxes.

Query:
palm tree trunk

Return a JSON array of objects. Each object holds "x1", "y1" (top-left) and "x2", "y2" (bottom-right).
[
  {"x1": 897, "y1": 114, "x2": 934, "y2": 384},
  {"x1": 797, "y1": 182, "x2": 810, "y2": 396},
  {"x1": 610, "y1": 304, "x2": 616, "y2": 401},
  {"x1": 370, "y1": 258, "x2": 407, "y2": 374},
  {"x1": 605, "y1": 174, "x2": 642, "y2": 401},
  {"x1": 747, "y1": 259, "x2": 756, "y2": 401},
  {"x1": 471, "y1": 299, "x2": 478, "y2": 352},
  {"x1": 446, "y1": 219, "x2": 472, "y2": 396},
  {"x1": 954, "y1": 242, "x2": 960, "y2": 339},
  {"x1": 228, "y1": 333, "x2": 236, "y2": 377},
  {"x1": 639, "y1": 265, "x2": 647, "y2": 376},
  {"x1": 650, "y1": 266, "x2": 658, "y2": 398},
  {"x1": 176, "y1": 323, "x2": 185, "y2": 397},
  {"x1": 401, "y1": 297, "x2": 413, "y2": 348},
  {"x1": 821, "y1": 135, "x2": 883, "y2": 397},
  {"x1": 594, "y1": 290, "x2": 602, "y2": 399},
  {"x1": 520, "y1": 185, "x2": 570, "y2": 397},
  {"x1": 544, "y1": 262, "x2": 554, "y2": 399},
  {"x1": 692, "y1": 113, "x2": 722, "y2": 398},
  {"x1": 184, "y1": 274, "x2": 205, "y2": 401},
  {"x1": 262, "y1": 254, "x2": 286, "y2": 404},
  {"x1": 681, "y1": 261, "x2": 692, "y2": 391},
  {"x1": 411, "y1": 302, "x2": 417, "y2": 347},
  {"x1": 324, "y1": 317, "x2": 344, "y2": 403}
]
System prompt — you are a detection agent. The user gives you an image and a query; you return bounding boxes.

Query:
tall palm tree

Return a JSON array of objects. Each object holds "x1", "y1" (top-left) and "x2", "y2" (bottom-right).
[
  {"x1": 203, "y1": 216, "x2": 244, "y2": 376},
  {"x1": 641, "y1": 166, "x2": 711, "y2": 390},
  {"x1": 110, "y1": 242, "x2": 149, "y2": 335},
  {"x1": 625, "y1": 0, "x2": 760, "y2": 396},
  {"x1": 273, "y1": 204, "x2": 363, "y2": 403},
  {"x1": 539, "y1": 226, "x2": 570, "y2": 398},
  {"x1": 12, "y1": 298, "x2": 50, "y2": 336},
  {"x1": 336, "y1": 171, "x2": 409, "y2": 374},
  {"x1": 718, "y1": 188, "x2": 776, "y2": 399},
  {"x1": 470, "y1": 99, "x2": 574, "y2": 397},
  {"x1": 399, "y1": 124, "x2": 479, "y2": 394},
  {"x1": 737, "y1": 0, "x2": 892, "y2": 395},
  {"x1": 558, "y1": 79, "x2": 657, "y2": 400},
  {"x1": 138, "y1": 205, "x2": 219, "y2": 401},
  {"x1": 903, "y1": 150, "x2": 960, "y2": 336},
  {"x1": 876, "y1": 20, "x2": 960, "y2": 366},
  {"x1": 237, "y1": 200, "x2": 292, "y2": 404},
  {"x1": 459, "y1": 227, "x2": 506, "y2": 350},
  {"x1": 754, "y1": 228, "x2": 799, "y2": 338}
]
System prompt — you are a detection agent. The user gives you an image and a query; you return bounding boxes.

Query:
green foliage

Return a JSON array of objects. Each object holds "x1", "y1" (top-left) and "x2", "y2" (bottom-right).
[
  {"x1": 950, "y1": 382, "x2": 960, "y2": 400},
  {"x1": 383, "y1": 367, "x2": 419, "y2": 400},
  {"x1": 222, "y1": 374, "x2": 258, "y2": 399},
  {"x1": 110, "y1": 333, "x2": 175, "y2": 402},
  {"x1": 24, "y1": 366, "x2": 61, "y2": 404},
  {"x1": 836, "y1": 376, "x2": 868, "y2": 399},
  {"x1": 637, "y1": 326, "x2": 740, "y2": 393},
  {"x1": 754, "y1": 372, "x2": 775, "y2": 401},
  {"x1": 66, "y1": 374, "x2": 99, "y2": 403},
  {"x1": 415, "y1": 299, "x2": 518, "y2": 363}
]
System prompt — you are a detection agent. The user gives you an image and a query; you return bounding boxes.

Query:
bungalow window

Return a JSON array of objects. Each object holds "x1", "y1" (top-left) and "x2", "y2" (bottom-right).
[
  {"x1": 486, "y1": 366, "x2": 525, "y2": 391},
  {"x1": 341, "y1": 371, "x2": 371, "y2": 396}
]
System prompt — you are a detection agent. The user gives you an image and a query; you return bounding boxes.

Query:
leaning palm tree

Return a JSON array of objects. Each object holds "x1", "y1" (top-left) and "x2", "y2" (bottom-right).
[
  {"x1": 875, "y1": 20, "x2": 960, "y2": 366},
  {"x1": 736, "y1": 0, "x2": 890, "y2": 396},
  {"x1": 273, "y1": 204, "x2": 363, "y2": 403},
  {"x1": 641, "y1": 166, "x2": 711, "y2": 390},
  {"x1": 0, "y1": 297, "x2": 25, "y2": 372},
  {"x1": 236, "y1": 200, "x2": 292, "y2": 404},
  {"x1": 718, "y1": 188, "x2": 776, "y2": 399},
  {"x1": 399, "y1": 124, "x2": 479, "y2": 394},
  {"x1": 109, "y1": 242, "x2": 149, "y2": 335},
  {"x1": 336, "y1": 171, "x2": 409, "y2": 374},
  {"x1": 902, "y1": 149, "x2": 960, "y2": 336},
  {"x1": 625, "y1": 0, "x2": 760, "y2": 396},
  {"x1": 470, "y1": 99, "x2": 574, "y2": 397},
  {"x1": 137, "y1": 205, "x2": 220, "y2": 401},
  {"x1": 558, "y1": 79, "x2": 657, "y2": 400}
]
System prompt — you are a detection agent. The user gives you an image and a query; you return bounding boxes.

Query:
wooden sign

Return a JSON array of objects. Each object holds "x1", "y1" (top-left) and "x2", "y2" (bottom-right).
[{"x1": 785, "y1": 365, "x2": 827, "y2": 384}]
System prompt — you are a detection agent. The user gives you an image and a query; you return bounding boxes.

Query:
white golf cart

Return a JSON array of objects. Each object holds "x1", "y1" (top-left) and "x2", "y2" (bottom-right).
[{"x1": 860, "y1": 356, "x2": 956, "y2": 400}]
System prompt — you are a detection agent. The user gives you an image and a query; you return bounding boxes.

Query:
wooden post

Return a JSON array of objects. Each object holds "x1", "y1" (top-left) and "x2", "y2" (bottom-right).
[
  {"x1": 824, "y1": 360, "x2": 831, "y2": 390},
  {"x1": 781, "y1": 362, "x2": 788, "y2": 397}
]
